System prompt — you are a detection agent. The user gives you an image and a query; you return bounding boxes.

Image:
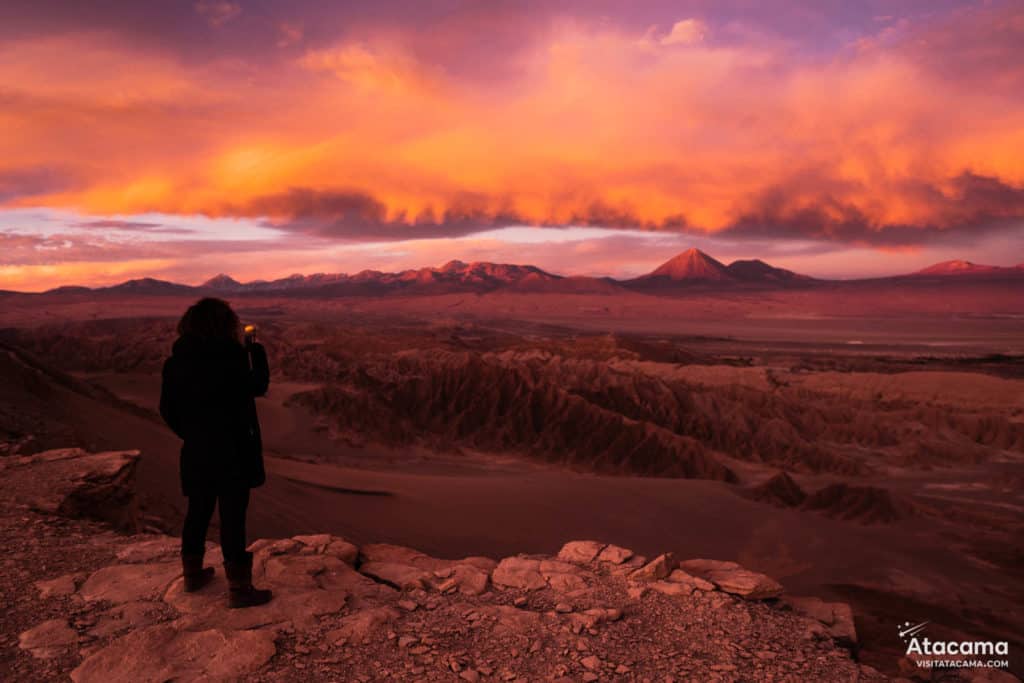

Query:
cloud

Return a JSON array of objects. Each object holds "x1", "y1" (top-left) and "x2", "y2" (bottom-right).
[
  {"x1": 0, "y1": 3, "x2": 1022, "y2": 254},
  {"x1": 0, "y1": 167, "x2": 75, "y2": 202},
  {"x1": 236, "y1": 188, "x2": 515, "y2": 240},
  {"x1": 194, "y1": 0, "x2": 241, "y2": 28},
  {"x1": 277, "y1": 21, "x2": 303, "y2": 48},
  {"x1": 660, "y1": 19, "x2": 708, "y2": 46},
  {"x1": 0, "y1": 228, "x2": 288, "y2": 267},
  {"x1": 725, "y1": 172, "x2": 1024, "y2": 247},
  {"x1": 299, "y1": 42, "x2": 442, "y2": 95},
  {"x1": 241, "y1": 172, "x2": 1024, "y2": 248},
  {"x1": 75, "y1": 219, "x2": 194, "y2": 234}
]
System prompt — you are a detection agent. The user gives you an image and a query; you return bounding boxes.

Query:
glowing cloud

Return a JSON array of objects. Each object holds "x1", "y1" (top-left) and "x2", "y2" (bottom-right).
[
  {"x1": 660, "y1": 19, "x2": 708, "y2": 46},
  {"x1": 0, "y1": 0, "x2": 1022, "y2": 287}
]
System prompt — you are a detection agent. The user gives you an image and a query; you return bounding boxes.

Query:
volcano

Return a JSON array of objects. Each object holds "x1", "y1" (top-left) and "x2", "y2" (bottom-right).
[
  {"x1": 911, "y1": 260, "x2": 1022, "y2": 277},
  {"x1": 624, "y1": 248, "x2": 811, "y2": 290},
  {"x1": 201, "y1": 274, "x2": 245, "y2": 291},
  {"x1": 725, "y1": 259, "x2": 812, "y2": 283},
  {"x1": 643, "y1": 248, "x2": 732, "y2": 282}
]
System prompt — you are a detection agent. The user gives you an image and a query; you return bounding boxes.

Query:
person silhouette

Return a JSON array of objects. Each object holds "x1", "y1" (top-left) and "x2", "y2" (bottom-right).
[{"x1": 159, "y1": 297, "x2": 273, "y2": 608}]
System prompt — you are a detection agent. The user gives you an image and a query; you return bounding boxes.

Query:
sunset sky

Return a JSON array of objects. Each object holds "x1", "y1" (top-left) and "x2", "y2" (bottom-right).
[{"x1": 2, "y1": 0, "x2": 1023, "y2": 290}]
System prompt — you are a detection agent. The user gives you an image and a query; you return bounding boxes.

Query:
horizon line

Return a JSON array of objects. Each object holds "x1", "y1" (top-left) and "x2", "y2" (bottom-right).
[{"x1": 5, "y1": 250, "x2": 1023, "y2": 295}]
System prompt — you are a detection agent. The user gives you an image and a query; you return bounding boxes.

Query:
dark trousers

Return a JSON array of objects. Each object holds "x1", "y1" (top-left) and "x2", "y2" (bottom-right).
[{"x1": 181, "y1": 488, "x2": 251, "y2": 563}]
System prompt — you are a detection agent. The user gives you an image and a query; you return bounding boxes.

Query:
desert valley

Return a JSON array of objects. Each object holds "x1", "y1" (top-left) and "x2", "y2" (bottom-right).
[
  {"x1": 5, "y1": 3, "x2": 1024, "y2": 679},
  {"x1": 1, "y1": 249, "x2": 1022, "y2": 680}
]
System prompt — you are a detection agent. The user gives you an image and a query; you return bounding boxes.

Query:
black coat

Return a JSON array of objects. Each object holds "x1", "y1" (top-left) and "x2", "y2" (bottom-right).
[{"x1": 159, "y1": 335, "x2": 269, "y2": 496}]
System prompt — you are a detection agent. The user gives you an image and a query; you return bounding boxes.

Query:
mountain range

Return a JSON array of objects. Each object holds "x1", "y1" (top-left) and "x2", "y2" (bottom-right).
[{"x1": 12, "y1": 249, "x2": 1024, "y2": 297}]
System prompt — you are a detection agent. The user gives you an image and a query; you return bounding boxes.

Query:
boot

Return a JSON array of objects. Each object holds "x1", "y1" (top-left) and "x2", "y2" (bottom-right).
[
  {"x1": 181, "y1": 553, "x2": 215, "y2": 593},
  {"x1": 224, "y1": 551, "x2": 272, "y2": 609}
]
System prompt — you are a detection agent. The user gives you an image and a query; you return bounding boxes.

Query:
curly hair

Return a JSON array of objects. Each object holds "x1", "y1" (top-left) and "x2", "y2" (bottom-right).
[{"x1": 177, "y1": 297, "x2": 241, "y2": 343}]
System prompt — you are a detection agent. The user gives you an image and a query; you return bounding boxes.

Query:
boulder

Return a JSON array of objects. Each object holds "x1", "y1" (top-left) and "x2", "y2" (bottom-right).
[
  {"x1": 787, "y1": 596, "x2": 857, "y2": 647},
  {"x1": 11, "y1": 448, "x2": 140, "y2": 531},
  {"x1": 492, "y1": 557, "x2": 547, "y2": 591},
  {"x1": 35, "y1": 572, "x2": 83, "y2": 599},
  {"x1": 19, "y1": 619, "x2": 78, "y2": 659},
  {"x1": 359, "y1": 561, "x2": 431, "y2": 590},
  {"x1": 630, "y1": 553, "x2": 676, "y2": 582},
  {"x1": 608, "y1": 554, "x2": 647, "y2": 577},
  {"x1": 70, "y1": 624, "x2": 275, "y2": 682},
  {"x1": 596, "y1": 544, "x2": 634, "y2": 565},
  {"x1": 444, "y1": 563, "x2": 491, "y2": 595},
  {"x1": 80, "y1": 562, "x2": 181, "y2": 604},
  {"x1": 677, "y1": 559, "x2": 783, "y2": 600},
  {"x1": 360, "y1": 543, "x2": 447, "y2": 571},
  {"x1": 667, "y1": 569, "x2": 715, "y2": 591},
  {"x1": 292, "y1": 533, "x2": 334, "y2": 551},
  {"x1": 357, "y1": 543, "x2": 494, "y2": 594},
  {"x1": 540, "y1": 559, "x2": 590, "y2": 592},
  {"x1": 706, "y1": 568, "x2": 783, "y2": 600},
  {"x1": 556, "y1": 541, "x2": 606, "y2": 563},
  {"x1": 325, "y1": 539, "x2": 360, "y2": 566},
  {"x1": 828, "y1": 603, "x2": 857, "y2": 647}
]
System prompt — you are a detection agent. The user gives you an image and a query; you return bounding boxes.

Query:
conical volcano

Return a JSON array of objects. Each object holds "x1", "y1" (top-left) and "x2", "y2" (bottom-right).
[{"x1": 646, "y1": 248, "x2": 732, "y2": 281}]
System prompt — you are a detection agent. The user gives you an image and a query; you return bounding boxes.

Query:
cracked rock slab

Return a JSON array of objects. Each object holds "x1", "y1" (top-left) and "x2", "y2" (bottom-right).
[
  {"x1": 35, "y1": 572, "x2": 83, "y2": 599},
  {"x1": 596, "y1": 544, "x2": 634, "y2": 565},
  {"x1": 359, "y1": 561, "x2": 432, "y2": 590},
  {"x1": 630, "y1": 553, "x2": 677, "y2": 582},
  {"x1": 491, "y1": 556, "x2": 548, "y2": 591},
  {"x1": 165, "y1": 566, "x2": 349, "y2": 631},
  {"x1": 87, "y1": 601, "x2": 164, "y2": 639},
  {"x1": 666, "y1": 568, "x2": 716, "y2": 591},
  {"x1": 556, "y1": 540, "x2": 606, "y2": 563},
  {"x1": 678, "y1": 559, "x2": 784, "y2": 600},
  {"x1": 19, "y1": 619, "x2": 78, "y2": 659},
  {"x1": 79, "y1": 562, "x2": 181, "y2": 604},
  {"x1": 707, "y1": 568, "x2": 783, "y2": 600}
]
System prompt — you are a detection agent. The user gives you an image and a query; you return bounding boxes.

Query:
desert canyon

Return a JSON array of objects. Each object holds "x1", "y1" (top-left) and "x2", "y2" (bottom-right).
[{"x1": 0, "y1": 249, "x2": 1021, "y2": 681}]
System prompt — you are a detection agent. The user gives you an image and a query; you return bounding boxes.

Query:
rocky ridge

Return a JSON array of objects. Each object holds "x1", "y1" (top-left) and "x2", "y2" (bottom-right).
[
  {"x1": 287, "y1": 348, "x2": 1024, "y2": 480},
  {"x1": 7, "y1": 321, "x2": 1022, "y2": 485},
  {"x1": 746, "y1": 472, "x2": 921, "y2": 525},
  {"x1": 0, "y1": 446, "x2": 897, "y2": 682}
]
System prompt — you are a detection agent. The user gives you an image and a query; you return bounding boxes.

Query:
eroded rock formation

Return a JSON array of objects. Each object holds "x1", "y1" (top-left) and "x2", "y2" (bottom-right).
[
  {"x1": 0, "y1": 447, "x2": 140, "y2": 531},
  {"x1": 744, "y1": 472, "x2": 920, "y2": 525}
]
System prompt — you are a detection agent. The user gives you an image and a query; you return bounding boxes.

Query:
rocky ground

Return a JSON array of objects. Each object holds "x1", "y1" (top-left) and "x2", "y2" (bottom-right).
[{"x1": 0, "y1": 447, "x2": 1015, "y2": 682}]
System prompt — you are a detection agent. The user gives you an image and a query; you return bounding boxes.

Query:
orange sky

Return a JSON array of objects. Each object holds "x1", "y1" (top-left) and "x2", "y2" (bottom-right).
[{"x1": 1, "y1": 1, "x2": 1022, "y2": 289}]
